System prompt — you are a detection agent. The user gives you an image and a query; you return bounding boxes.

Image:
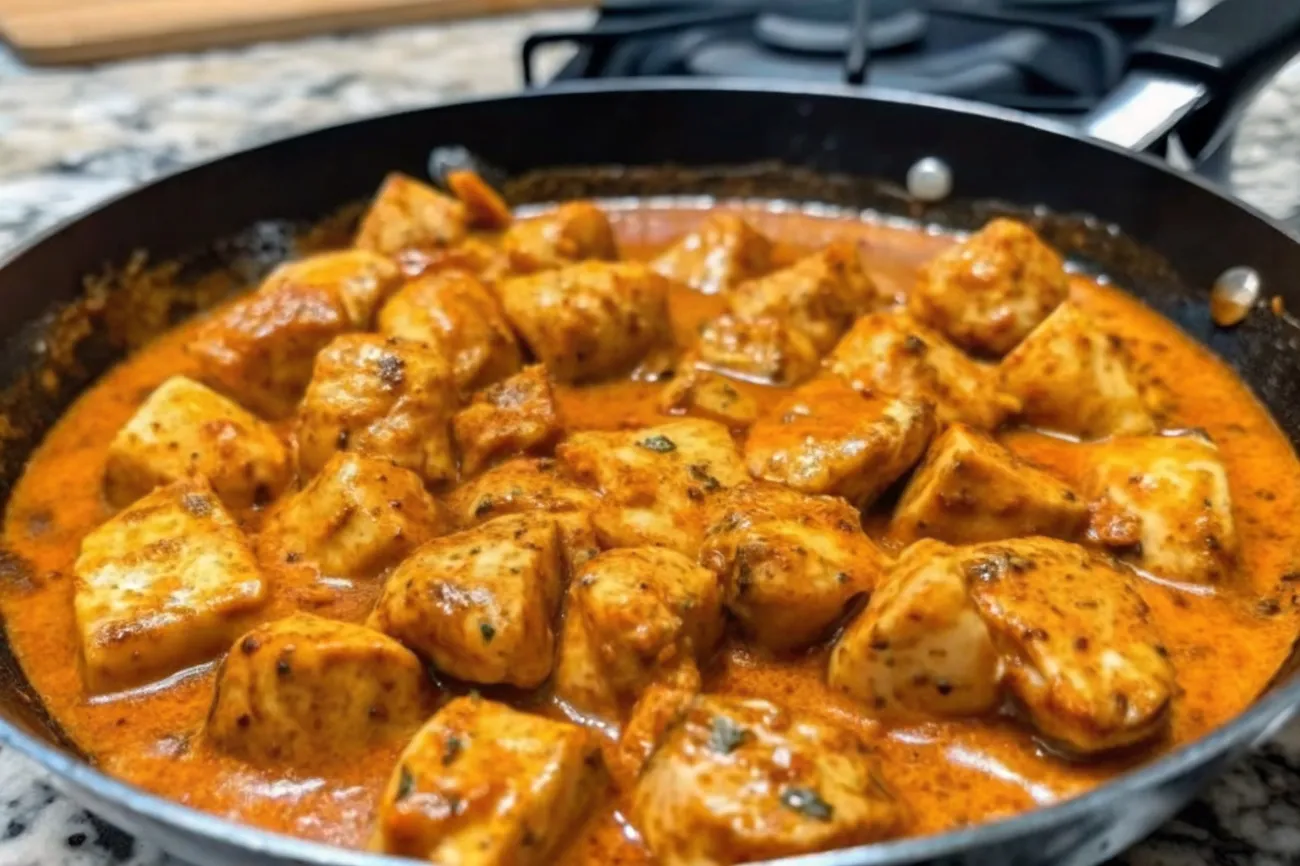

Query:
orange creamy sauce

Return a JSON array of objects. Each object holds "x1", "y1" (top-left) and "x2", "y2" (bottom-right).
[{"x1": 3, "y1": 205, "x2": 1300, "y2": 862}]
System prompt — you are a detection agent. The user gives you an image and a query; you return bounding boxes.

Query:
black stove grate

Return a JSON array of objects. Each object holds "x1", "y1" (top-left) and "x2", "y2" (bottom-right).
[{"x1": 522, "y1": 0, "x2": 1177, "y2": 119}]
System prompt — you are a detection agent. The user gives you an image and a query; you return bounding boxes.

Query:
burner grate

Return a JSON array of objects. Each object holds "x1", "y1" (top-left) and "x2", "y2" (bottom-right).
[{"x1": 522, "y1": 0, "x2": 1177, "y2": 118}]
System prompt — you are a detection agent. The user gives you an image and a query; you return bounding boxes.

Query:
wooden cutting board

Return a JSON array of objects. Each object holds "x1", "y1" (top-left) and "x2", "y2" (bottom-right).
[{"x1": 0, "y1": 0, "x2": 588, "y2": 65}]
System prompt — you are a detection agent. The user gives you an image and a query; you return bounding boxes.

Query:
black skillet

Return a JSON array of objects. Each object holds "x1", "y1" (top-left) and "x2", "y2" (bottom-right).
[{"x1": 2, "y1": 1, "x2": 1300, "y2": 864}]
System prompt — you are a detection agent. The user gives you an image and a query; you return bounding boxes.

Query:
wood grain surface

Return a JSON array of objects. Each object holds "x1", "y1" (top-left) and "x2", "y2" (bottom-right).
[{"x1": 0, "y1": 0, "x2": 588, "y2": 64}]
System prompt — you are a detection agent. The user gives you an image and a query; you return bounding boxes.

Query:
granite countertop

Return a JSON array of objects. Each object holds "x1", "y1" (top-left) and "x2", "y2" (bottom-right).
[{"x1": 2, "y1": 5, "x2": 1300, "y2": 866}]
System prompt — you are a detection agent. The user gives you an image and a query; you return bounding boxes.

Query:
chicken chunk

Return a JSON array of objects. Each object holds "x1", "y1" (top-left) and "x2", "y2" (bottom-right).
[
  {"x1": 354, "y1": 172, "x2": 469, "y2": 256},
  {"x1": 396, "y1": 238, "x2": 510, "y2": 283},
  {"x1": 999, "y1": 302, "x2": 1155, "y2": 438},
  {"x1": 73, "y1": 479, "x2": 266, "y2": 693},
  {"x1": 258, "y1": 249, "x2": 404, "y2": 329},
  {"x1": 104, "y1": 376, "x2": 290, "y2": 510},
  {"x1": 368, "y1": 514, "x2": 564, "y2": 688},
  {"x1": 690, "y1": 314, "x2": 822, "y2": 386},
  {"x1": 608, "y1": 667, "x2": 700, "y2": 791},
  {"x1": 650, "y1": 213, "x2": 773, "y2": 294},
  {"x1": 501, "y1": 201, "x2": 617, "y2": 273},
  {"x1": 890, "y1": 423, "x2": 1088, "y2": 545},
  {"x1": 188, "y1": 252, "x2": 401, "y2": 419},
  {"x1": 206, "y1": 613, "x2": 429, "y2": 764},
  {"x1": 257, "y1": 453, "x2": 447, "y2": 579},
  {"x1": 446, "y1": 169, "x2": 512, "y2": 230},
  {"x1": 910, "y1": 219, "x2": 1069, "y2": 356},
  {"x1": 632, "y1": 695, "x2": 902, "y2": 866},
  {"x1": 728, "y1": 240, "x2": 879, "y2": 353},
  {"x1": 554, "y1": 548, "x2": 724, "y2": 725},
  {"x1": 829, "y1": 540, "x2": 1002, "y2": 718},
  {"x1": 372, "y1": 696, "x2": 603, "y2": 864},
  {"x1": 558, "y1": 418, "x2": 748, "y2": 555},
  {"x1": 658, "y1": 368, "x2": 760, "y2": 431},
  {"x1": 1083, "y1": 432, "x2": 1238, "y2": 584},
  {"x1": 445, "y1": 457, "x2": 601, "y2": 571},
  {"x1": 701, "y1": 483, "x2": 887, "y2": 650},
  {"x1": 827, "y1": 310, "x2": 1019, "y2": 430},
  {"x1": 962, "y1": 538, "x2": 1176, "y2": 755},
  {"x1": 376, "y1": 269, "x2": 522, "y2": 394},
  {"x1": 496, "y1": 261, "x2": 673, "y2": 384},
  {"x1": 452, "y1": 365, "x2": 564, "y2": 477},
  {"x1": 296, "y1": 335, "x2": 458, "y2": 485},
  {"x1": 745, "y1": 377, "x2": 934, "y2": 509}
]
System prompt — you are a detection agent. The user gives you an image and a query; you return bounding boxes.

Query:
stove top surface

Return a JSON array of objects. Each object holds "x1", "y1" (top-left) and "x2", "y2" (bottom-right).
[{"x1": 523, "y1": 0, "x2": 1177, "y2": 118}]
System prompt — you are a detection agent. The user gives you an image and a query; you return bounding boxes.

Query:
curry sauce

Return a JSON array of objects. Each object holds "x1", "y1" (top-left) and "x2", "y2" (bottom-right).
[{"x1": 1, "y1": 197, "x2": 1298, "y2": 864}]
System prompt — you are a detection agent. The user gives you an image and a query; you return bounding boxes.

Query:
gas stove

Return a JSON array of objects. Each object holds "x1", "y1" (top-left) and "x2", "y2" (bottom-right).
[{"x1": 522, "y1": 0, "x2": 1178, "y2": 122}]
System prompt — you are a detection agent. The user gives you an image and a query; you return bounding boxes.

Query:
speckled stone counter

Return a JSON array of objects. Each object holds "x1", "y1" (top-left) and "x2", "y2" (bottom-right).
[{"x1": 1, "y1": 5, "x2": 1300, "y2": 866}]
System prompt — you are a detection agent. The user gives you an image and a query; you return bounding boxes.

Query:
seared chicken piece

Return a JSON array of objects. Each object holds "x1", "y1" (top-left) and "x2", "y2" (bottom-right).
[
  {"x1": 452, "y1": 365, "x2": 564, "y2": 477},
  {"x1": 608, "y1": 667, "x2": 701, "y2": 791},
  {"x1": 74, "y1": 479, "x2": 266, "y2": 693},
  {"x1": 830, "y1": 540, "x2": 1002, "y2": 718},
  {"x1": 445, "y1": 169, "x2": 512, "y2": 230},
  {"x1": 827, "y1": 310, "x2": 1019, "y2": 430},
  {"x1": 728, "y1": 239, "x2": 879, "y2": 353},
  {"x1": 372, "y1": 696, "x2": 603, "y2": 864},
  {"x1": 104, "y1": 376, "x2": 290, "y2": 510},
  {"x1": 891, "y1": 423, "x2": 1088, "y2": 545},
  {"x1": 632, "y1": 695, "x2": 902, "y2": 866},
  {"x1": 354, "y1": 172, "x2": 469, "y2": 256},
  {"x1": 554, "y1": 547, "x2": 724, "y2": 725},
  {"x1": 650, "y1": 213, "x2": 773, "y2": 294},
  {"x1": 701, "y1": 483, "x2": 887, "y2": 650},
  {"x1": 501, "y1": 201, "x2": 617, "y2": 273},
  {"x1": 910, "y1": 219, "x2": 1070, "y2": 356},
  {"x1": 188, "y1": 251, "x2": 401, "y2": 418},
  {"x1": 296, "y1": 335, "x2": 458, "y2": 485},
  {"x1": 558, "y1": 418, "x2": 748, "y2": 555},
  {"x1": 961, "y1": 538, "x2": 1176, "y2": 755},
  {"x1": 690, "y1": 314, "x2": 822, "y2": 386},
  {"x1": 397, "y1": 238, "x2": 510, "y2": 283},
  {"x1": 445, "y1": 457, "x2": 601, "y2": 571},
  {"x1": 745, "y1": 376, "x2": 934, "y2": 509},
  {"x1": 376, "y1": 269, "x2": 522, "y2": 394},
  {"x1": 658, "y1": 368, "x2": 760, "y2": 431},
  {"x1": 257, "y1": 453, "x2": 447, "y2": 579},
  {"x1": 446, "y1": 458, "x2": 600, "y2": 526},
  {"x1": 368, "y1": 514, "x2": 564, "y2": 688},
  {"x1": 1084, "y1": 432, "x2": 1238, "y2": 584},
  {"x1": 999, "y1": 302, "x2": 1155, "y2": 438},
  {"x1": 258, "y1": 249, "x2": 404, "y2": 328},
  {"x1": 206, "y1": 613, "x2": 429, "y2": 764},
  {"x1": 496, "y1": 261, "x2": 673, "y2": 384}
]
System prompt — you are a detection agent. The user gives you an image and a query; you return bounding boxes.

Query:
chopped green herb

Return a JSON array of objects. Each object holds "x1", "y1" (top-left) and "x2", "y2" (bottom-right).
[
  {"x1": 638, "y1": 435, "x2": 677, "y2": 453},
  {"x1": 480, "y1": 622, "x2": 497, "y2": 643},
  {"x1": 442, "y1": 736, "x2": 463, "y2": 766},
  {"x1": 395, "y1": 765, "x2": 414, "y2": 801},
  {"x1": 688, "y1": 464, "x2": 721, "y2": 491},
  {"x1": 780, "y1": 786, "x2": 834, "y2": 821},
  {"x1": 707, "y1": 716, "x2": 750, "y2": 754},
  {"x1": 474, "y1": 496, "x2": 495, "y2": 517}
]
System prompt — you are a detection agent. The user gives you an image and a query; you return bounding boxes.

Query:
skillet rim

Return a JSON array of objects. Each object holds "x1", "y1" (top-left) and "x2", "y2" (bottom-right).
[{"x1": 1, "y1": 79, "x2": 1298, "y2": 866}]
